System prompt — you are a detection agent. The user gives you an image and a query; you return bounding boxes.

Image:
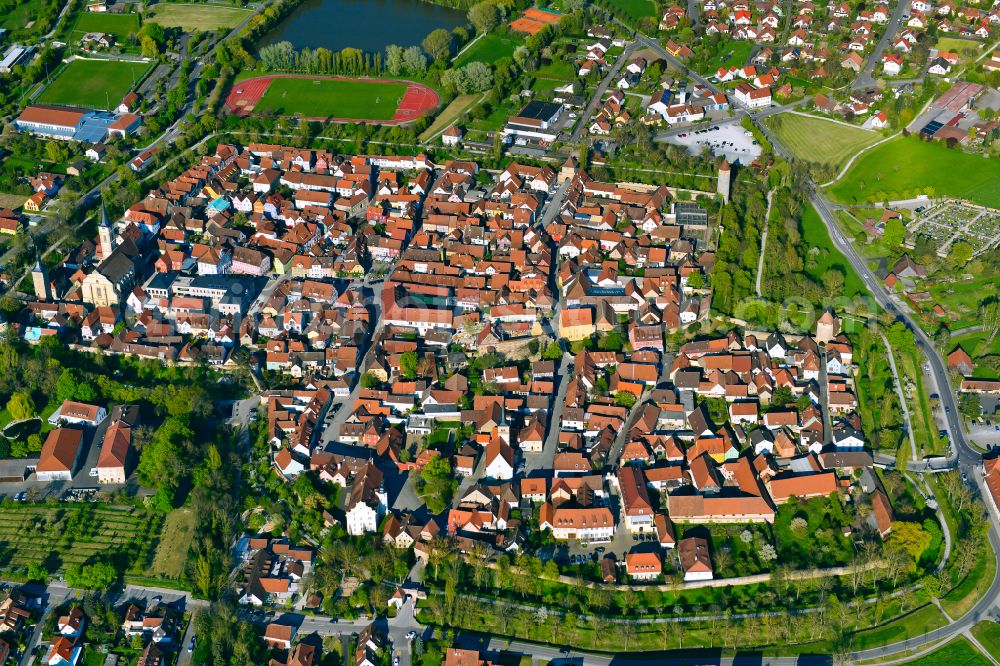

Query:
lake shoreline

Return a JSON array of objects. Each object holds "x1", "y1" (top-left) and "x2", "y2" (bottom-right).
[{"x1": 256, "y1": 0, "x2": 469, "y2": 55}]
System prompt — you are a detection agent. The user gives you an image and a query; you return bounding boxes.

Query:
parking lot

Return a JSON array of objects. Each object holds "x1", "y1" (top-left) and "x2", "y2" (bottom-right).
[
  {"x1": 969, "y1": 422, "x2": 1000, "y2": 449},
  {"x1": 666, "y1": 122, "x2": 763, "y2": 163},
  {"x1": 557, "y1": 518, "x2": 661, "y2": 567}
]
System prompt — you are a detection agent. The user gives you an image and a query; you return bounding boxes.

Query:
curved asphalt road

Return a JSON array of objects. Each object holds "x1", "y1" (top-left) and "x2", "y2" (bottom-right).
[{"x1": 808, "y1": 189, "x2": 1000, "y2": 660}]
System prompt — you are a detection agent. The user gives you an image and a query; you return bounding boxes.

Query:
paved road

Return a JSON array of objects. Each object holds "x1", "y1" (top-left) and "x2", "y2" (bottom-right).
[
  {"x1": 853, "y1": 0, "x2": 911, "y2": 89},
  {"x1": 16, "y1": 584, "x2": 71, "y2": 666},
  {"x1": 805, "y1": 189, "x2": 1000, "y2": 659},
  {"x1": 320, "y1": 280, "x2": 385, "y2": 446},
  {"x1": 527, "y1": 352, "x2": 573, "y2": 473},
  {"x1": 10, "y1": 581, "x2": 207, "y2": 666},
  {"x1": 41, "y1": 0, "x2": 74, "y2": 40},
  {"x1": 470, "y1": 635, "x2": 832, "y2": 666},
  {"x1": 652, "y1": 99, "x2": 806, "y2": 145},
  {"x1": 685, "y1": 0, "x2": 700, "y2": 27},
  {"x1": 570, "y1": 42, "x2": 638, "y2": 143},
  {"x1": 253, "y1": 597, "x2": 423, "y2": 665},
  {"x1": 620, "y1": 25, "x2": 722, "y2": 97}
]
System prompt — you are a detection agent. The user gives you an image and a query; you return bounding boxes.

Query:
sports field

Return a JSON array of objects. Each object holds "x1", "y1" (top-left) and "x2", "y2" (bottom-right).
[
  {"x1": 765, "y1": 112, "x2": 883, "y2": 169},
  {"x1": 147, "y1": 3, "x2": 251, "y2": 31},
  {"x1": 226, "y1": 75, "x2": 440, "y2": 123},
  {"x1": 0, "y1": 503, "x2": 163, "y2": 575},
  {"x1": 70, "y1": 12, "x2": 140, "y2": 42},
  {"x1": 827, "y1": 137, "x2": 1000, "y2": 208},
  {"x1": 37, "y1": 59, "x2": 149, "y2": 109},
  {"x1": 257, "y1": 78, "x2": 404, "y2": 119},
  {"x1": 454, "y1": 33, "x2": 522, "y2": 67}
]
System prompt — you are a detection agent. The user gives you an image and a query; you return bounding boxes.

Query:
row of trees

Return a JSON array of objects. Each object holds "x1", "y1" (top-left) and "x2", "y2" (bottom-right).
[
  {"x1": 709, "y1": 174, "x2": 770, "y2": 314},
  {"x1": 258, "y1": 41, "x2": 388, "y2": 77}
]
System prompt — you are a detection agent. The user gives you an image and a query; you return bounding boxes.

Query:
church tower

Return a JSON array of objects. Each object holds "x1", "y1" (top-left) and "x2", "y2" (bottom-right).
[
  {"x1": 32, "y1": 253, "x2": 51, "y2": 301},
  {"x1": 98, "y1": 197, "x2": 116, "y2": 260}
]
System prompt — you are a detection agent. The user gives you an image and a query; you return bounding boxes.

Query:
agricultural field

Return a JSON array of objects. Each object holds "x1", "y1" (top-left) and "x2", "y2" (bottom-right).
[
  {"x1": 828, "y1": 137, "x2": 1000, "y2": 208},
  {"x1": 69, "y1": 12, "x2": 141, "y2": 42},
  {"x1": 253, "y1": 78, "x2": 407, "y2": 120},
  {"x1": 420, "y1": 93, "x2": 481, "y2": 142},
  {"x1": 146, "y1": 3, "x2": 252, "y2": 31},
  {"x1": 0, "y1": 193, "x2": 25, "y2": 210},
  {"x1": 146, "y1": 508, "x2": 196, "y2": 580},
  {"x1": 606, "y1": 0, "x2": 657, "y2": 19},
  {"x1": 454, "y1": 33, "x2": 522, "y2": 67},
  {"x1": 765, "y1": 113, "x2": 883, "y2": 169},
  {"x1": 0, "y1": 503, "x2": 163, "y2": 576},
  {"x1": 36, "y1": 59, "x2": 150, "y2": 109}
]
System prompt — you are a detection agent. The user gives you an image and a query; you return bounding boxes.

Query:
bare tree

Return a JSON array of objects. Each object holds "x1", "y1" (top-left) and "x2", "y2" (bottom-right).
[{"x1": 619, "y1": 621, "x2": 636, "y2": 651}]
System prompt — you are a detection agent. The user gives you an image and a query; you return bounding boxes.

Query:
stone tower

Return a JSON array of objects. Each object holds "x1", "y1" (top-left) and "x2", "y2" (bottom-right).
[
  {"x1": 98, "y1": 197, "x2": 116, "y2": 260},
  {"x1": 817, "y1": 310, "x2": 840, "y2": 345},
  {"x1": 32, "y1": 253, "x2": 51, "y2": 301},
  {"x1": 717, "y1": 159, "x2": 731, "y2": 204}
]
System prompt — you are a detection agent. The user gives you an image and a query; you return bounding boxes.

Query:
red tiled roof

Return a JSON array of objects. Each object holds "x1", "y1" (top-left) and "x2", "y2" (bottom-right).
[
  {"x1": 18, "y1": 105, "x2": 88, "y2": 128},
  {"x1": 37, "y1": 428, "x2": 83, "y2": 473},
  {"x1": 97, "y1": 421, "x2": 131, "y2": 470}
]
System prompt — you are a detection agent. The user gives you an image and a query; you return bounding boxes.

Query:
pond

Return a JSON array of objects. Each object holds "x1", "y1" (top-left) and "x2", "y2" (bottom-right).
[
  {"x1": 2, "y1": 417, "x2": 41, "y2": 441},
  {"x1": 258, "y1": 0, "x2": 469, "y2": 54}
]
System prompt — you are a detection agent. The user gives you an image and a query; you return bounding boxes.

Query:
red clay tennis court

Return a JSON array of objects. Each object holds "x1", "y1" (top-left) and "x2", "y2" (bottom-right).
[
  {"x1": 510, "y1": 8, "x2": 562, "y2": 34},
  {"x1": 224, "y1": 75, "x2": 440, "y2": 125}
]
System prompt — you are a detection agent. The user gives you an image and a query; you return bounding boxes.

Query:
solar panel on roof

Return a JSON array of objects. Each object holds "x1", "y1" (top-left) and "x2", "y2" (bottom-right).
[{"x1": 921, "y1": 120, "x2": 943, "y2": 135}]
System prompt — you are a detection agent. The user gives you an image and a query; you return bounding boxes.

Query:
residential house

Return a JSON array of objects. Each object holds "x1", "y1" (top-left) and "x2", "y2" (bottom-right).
[{"x1": 678, "y1": 536, "x2": 713, "y2": 581}]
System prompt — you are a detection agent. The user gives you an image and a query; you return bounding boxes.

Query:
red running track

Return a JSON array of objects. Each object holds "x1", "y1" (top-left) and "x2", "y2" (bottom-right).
[{"x1": 224, "y1": 74, "x2": 440, "y2": 125}]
